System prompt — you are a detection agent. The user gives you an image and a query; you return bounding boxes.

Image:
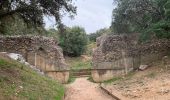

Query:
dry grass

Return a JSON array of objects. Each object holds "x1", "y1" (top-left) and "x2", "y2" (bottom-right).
[{"x1": 102, "y1": 58, "x2": 170, "y2": 100}]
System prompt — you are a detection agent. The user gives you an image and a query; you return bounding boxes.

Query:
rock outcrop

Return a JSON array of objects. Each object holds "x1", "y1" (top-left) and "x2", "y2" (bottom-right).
[
  {"x1": 92, "y1": 34, "x2": 170, "y2": 82},
  {"x1": 0, "y1": 35, "x2": 69, "y2": 83}
]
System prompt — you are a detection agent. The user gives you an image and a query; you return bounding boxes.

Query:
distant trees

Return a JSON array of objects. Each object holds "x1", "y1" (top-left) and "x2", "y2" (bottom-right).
[
  {"x1": 111, "y1": 0, "x2": 170, "y2": 40},
  {"x1": 46, "y1": 26, "x2": 88, "y2": 57},
  {"x1": 59, "y1": 26, "x2": 88, "y2": 57},
  {"x1": 88, "y1": 28, "x2": 111, "y2": 42}
]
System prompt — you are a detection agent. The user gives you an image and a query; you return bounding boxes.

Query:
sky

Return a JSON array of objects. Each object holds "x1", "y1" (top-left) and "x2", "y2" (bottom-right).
[{"x1": 44, "y1": 0, "x2": 115, "y2": 34}]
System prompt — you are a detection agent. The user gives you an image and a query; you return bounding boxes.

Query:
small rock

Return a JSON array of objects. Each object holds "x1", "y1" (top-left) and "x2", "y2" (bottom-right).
[
  {"x1": 113, "y1": 83, "x2": 117, "y2": 85},
  {"x1": 19, "y1": 86, "x2": 23, "y2": 89},
  {"x1": 133, "y1": 90, "x2": 137, "y2": 93},
  {"x1": 15, "y1": 93, "x2": 18, "y2": 95},
  {"x1": 157, "y1": 89, "x2": 169, "y2": 95},
  {"x1": 139, "y1": 65, "x2": 148, "y2": 71}
]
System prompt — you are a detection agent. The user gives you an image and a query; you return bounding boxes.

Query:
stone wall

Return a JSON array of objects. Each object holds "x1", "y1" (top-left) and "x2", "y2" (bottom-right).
[
  {"x1": 0, "y1": 35, "x2": 69, "y2": 83},
  {"x1": 92, "y1": 34, "x2": 170, "y2": 82}
]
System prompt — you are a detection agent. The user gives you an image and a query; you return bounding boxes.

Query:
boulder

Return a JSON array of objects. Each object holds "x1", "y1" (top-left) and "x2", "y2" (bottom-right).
[{"x1": 139, "y1": 65, "x2": 149, "y2": 71}]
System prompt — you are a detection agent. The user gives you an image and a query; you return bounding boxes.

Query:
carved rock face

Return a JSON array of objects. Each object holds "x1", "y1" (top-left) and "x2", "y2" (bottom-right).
[
  {"x1": 93, "y1": 34, "x2": 170, "y2": 64},
  {"x1": 92, "y1": 34, "x2": 170, "y2": 82},
  {"x1": 0, "y1": 35, "x2": 67, "y2": 70},
  {"x1": 0, "y1": 35, "x2": 69, "y2": 83}
]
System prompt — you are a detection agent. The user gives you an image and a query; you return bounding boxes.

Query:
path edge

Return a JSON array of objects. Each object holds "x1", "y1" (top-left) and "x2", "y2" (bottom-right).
[{"x1": 100, "y1": 84, "x2": 121, "y2": 100}]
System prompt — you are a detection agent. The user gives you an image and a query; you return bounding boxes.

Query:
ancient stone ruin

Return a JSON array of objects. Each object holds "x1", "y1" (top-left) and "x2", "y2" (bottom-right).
[
  {"x1": 1, "y1": 35, "x2": 170, "y2": 83},
  {"x1": 92, "y1": 34, "x2": 170, "y2": 82},
  {"x1": 0, "y1": 35, "x2": 69, "y2": 83}
]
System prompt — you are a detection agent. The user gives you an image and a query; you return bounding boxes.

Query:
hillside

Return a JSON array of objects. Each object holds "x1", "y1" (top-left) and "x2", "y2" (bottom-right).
[
  {"x1": 0, "y1": 53, "x2": 65, "y2": 100},
  {"x1": 101, "y1": 57, "x2": 170, "y2": 100}
]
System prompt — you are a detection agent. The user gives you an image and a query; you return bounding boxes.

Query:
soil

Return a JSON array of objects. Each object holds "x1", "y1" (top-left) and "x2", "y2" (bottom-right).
[
  {"x1": 102, "y1": 63, "x2": 170, "y2": 100},
  {"x1": 64, "y1": 77, "x2": 115, "y2": 100}
]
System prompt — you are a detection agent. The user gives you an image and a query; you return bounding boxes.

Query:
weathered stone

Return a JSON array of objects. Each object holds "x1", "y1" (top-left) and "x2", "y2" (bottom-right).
[
  {"x1": 92, "y1": 34, "x2": 170, "y2": 82},
  {"x1": 139, "y1": 65, "x2": 148, "y2": 71},
  {"x1": 91, "y1": 70, "x2": 124, "y2": 82},
  {"x1": 0, "y1": 35, "x2": 68, "y2": 83}
]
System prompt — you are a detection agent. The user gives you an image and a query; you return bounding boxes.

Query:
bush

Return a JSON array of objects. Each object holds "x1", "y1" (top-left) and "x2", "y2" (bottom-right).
[
  {"x1": 59, "y1": 26, "x2": 88, "y2": 57},
  {"x1": 152, "y1": 20, "x2": 170, "y2": 38},
  {"x1": 88, "y1": 28, "x2": 111, "y2": 42},
  {"x1": 139, "y1": 20, "x2": 170, "y2": 42}
]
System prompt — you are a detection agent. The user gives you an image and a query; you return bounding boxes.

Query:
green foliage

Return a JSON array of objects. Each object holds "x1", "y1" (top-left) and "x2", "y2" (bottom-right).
[
  {"x1": 66, "y1": 56, "x2": 92, "y2": 83},
  {"x1": 0, "y1": 14, "x2": 46, "y2": 35},
  {"x1": 151, "y1": 20, "x2": 170, "y2": 38},
  {"x1": 72, "y1": 60, "x2": 91, "y2": 70},
  {"x1": 0, "y1": 0, "x2": 76, "y2": 27},
  {"x1": 87, "y1": 76, "x2": 95, "y2": 83},
  {"x1": 0, "y1": 58, "x2": 19, "y2": 68},
  {"x1": 85, "y1": 42, "x2": 96, "y2": 56},
  {"x1": 59, "y1": 26, "x2": 88, "y2": 57},
  {"x1": 139, "y1": 30, "x2": 152, "y2": 42},
  {"x1": 111, "y1": 0, "x2": 170, "y2": 40},
  {"x1": 103, "y1": 77, "x2": 123, "y2": 84},
  {"x1": 46, "y1": 28, "x2": 59, "y2": 39},
  {"x1": 67, "y1": 75, "x2": 76, "y2": 84},
  {"x1": 140, "y1": 20, "x2": 170, "y2": 42},
  {"x1": 0, "y1": 0, "x2": 76, "y2": 35},
  {"x1": 165, "y1": 0, "x2": 170, "y2": 19},
  {"x1": 88, "y1": 28, "x2": 111, "y2": 42},
  {"x1": 66, "y1": 56, "x2": 92, "y2": 70}
]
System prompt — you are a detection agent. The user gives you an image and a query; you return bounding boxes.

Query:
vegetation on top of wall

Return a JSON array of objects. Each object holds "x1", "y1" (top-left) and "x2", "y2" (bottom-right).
[
  {"x1": 46, "y1": 28, "x2": 60, "y2": 40},
  {"x1": 140, "y1": 20, "x2": 170, "y2": 42},
  {"x1": 88, "y1": 28, "x2": 111, "y2": 42},
  {"x1": 85, "y1": 42, "x2": 96, "y2": 56}
]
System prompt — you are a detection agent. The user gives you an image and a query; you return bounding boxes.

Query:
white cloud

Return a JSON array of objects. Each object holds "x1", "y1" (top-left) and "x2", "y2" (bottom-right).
[
  {"x1": 44, "y1": 16, "x2": 55, "y2": 29},
  {"x1": 44, "y1": 0, "x2": 115, "y2": 34}
]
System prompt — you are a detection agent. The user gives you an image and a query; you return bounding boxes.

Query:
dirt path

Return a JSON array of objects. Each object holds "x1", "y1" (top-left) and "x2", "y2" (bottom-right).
[{"x1": 64, "y1": 77, "x2": 115, "y2": 100}]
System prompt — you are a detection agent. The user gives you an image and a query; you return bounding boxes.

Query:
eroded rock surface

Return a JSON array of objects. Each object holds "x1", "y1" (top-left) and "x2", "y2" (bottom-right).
[
  {"x1": 92, "y1": 34, "x2": 170, "y2": 82},
  {"x1": 0, "y1": 35, "x2": 68, "y2": 83}
]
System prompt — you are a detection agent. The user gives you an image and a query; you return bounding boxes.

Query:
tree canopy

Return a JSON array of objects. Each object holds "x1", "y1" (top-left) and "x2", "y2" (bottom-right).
[
  {"x1": 0, "y1": 0, "x2": 76, "y2": 27},
  {"x1": 111, "y1": 0, "x2": 170, "y2": 40}
]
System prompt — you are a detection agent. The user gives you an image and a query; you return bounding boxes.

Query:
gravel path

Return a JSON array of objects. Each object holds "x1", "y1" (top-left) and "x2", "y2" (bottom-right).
[{"x1": 64, "y1": 77, "x2": 114, "y2": 100}]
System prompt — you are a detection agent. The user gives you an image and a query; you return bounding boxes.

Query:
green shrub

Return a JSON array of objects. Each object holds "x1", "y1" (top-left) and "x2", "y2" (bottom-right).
[
  {"x1": 139, "y1": 20, "x2": 170, "y2": 42},
  {"x1": 139, "y1": 30, "x2": 152, "y2": 42},
  {"x1": 59, "y1": 26, "x2": 88, "y2": 57}
]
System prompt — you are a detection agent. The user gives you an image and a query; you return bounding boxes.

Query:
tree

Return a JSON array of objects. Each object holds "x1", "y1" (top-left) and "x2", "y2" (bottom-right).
[
  {"x1": 59, "y1": 26, "x2": 88, "y2": 57},
  {"x1": 0, "y1": 14, "x2": 46, "y2": 35},
  {"x1": 88, "y1": 28, "x2": 111, "y2": 42},
  {"x1": 111, "y1": 0, "x2": 170, "y2": 40},
  {"x1": 0, "y1": 0, "x2": 76, "y2": 28}
]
